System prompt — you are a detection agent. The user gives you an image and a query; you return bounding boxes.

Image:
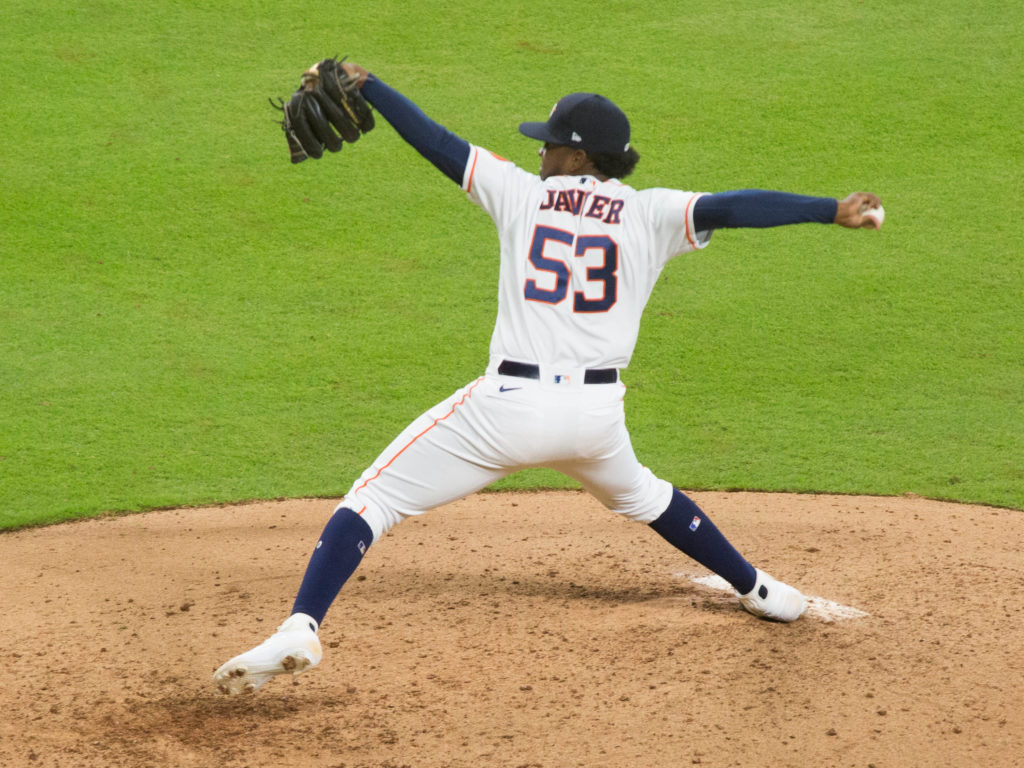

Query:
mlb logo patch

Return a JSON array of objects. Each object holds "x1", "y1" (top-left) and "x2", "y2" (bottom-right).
[{"x1": 689, "y1": 516, "x2": 701, "y2": 532}]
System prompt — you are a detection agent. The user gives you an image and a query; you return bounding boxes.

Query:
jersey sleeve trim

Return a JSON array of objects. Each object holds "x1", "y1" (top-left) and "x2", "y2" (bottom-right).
[
  {"x1": 684, "y1": 193, "x2": 711, "y2": 250},
  {"x1": 463, "y1": 145, "x2": 482, "y2": 194}
]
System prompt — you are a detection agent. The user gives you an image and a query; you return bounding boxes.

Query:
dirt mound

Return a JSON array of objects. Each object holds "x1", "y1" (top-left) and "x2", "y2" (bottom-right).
[{"x1": 2, "y1": 491, "x2": 1021, "y2": 767}]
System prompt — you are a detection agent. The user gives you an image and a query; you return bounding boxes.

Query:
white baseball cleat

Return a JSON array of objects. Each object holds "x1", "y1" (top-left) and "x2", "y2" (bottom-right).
[
  {"x1": 213, "y1": 613, "x2": 323, "y2": 695},
  {"x1": 737, "y1": 569, "x2": 807, "y2": 622}
]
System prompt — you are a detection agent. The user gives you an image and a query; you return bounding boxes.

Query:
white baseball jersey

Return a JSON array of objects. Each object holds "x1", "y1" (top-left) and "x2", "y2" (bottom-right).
[
  {"x1": 341, "y1": 146, "x2": 712, "y2": 541},
  {"x1": 463, "y1": 145, "x2": 710, "y2": 374}
]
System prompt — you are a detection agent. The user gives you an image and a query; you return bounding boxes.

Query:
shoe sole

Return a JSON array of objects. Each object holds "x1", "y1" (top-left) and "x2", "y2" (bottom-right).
[{"x1": 214, "y1": 652, "x2": 315, "y2": 695}]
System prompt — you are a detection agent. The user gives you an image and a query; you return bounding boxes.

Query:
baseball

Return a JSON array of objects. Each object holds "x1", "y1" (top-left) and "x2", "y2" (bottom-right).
[{"x1": 863, "y1": 205, "x2": 885, "y2": 228}]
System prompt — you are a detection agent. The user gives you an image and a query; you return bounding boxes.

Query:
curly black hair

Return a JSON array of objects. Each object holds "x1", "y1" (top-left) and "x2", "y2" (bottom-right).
[{"x1": 588, "y1": 146, "x2": 640, "y2": 180}]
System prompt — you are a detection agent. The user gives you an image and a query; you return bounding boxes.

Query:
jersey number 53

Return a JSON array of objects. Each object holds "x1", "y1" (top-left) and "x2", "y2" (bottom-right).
[{"x1": 523, "y1": 226, "x2": 618, "y2": 313}]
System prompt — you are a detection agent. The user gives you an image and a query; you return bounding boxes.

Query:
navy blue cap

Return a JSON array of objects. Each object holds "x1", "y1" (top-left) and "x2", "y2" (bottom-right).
[{"x1": 519, "y1": 93, "x2": 630, "y2": 154}]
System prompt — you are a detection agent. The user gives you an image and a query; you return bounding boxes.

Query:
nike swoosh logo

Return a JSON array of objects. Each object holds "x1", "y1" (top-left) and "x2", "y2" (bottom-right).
[{"x1": 499, "y1": 385, "x2": 522, "y2": 393}]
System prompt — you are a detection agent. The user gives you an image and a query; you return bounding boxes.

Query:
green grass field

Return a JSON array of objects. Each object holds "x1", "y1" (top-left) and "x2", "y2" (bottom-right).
[{"x1": 2, "y1": 0, "x2": 1021, "y2": 528}]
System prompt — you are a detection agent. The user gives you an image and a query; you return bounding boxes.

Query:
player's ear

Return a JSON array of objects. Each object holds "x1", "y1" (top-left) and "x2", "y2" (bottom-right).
[{"x1": 569, "y1": 149, "x2": 592, "y2": 173}]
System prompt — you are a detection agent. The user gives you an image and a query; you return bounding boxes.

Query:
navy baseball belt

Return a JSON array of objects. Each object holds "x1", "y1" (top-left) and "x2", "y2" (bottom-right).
[{"x1": 498, "y1": 359, "x2": 619, "y2": 384}]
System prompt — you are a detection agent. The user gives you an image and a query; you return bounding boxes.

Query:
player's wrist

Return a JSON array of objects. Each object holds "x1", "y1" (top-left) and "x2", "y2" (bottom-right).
[{"x1": 341, "y1": 62, "x2": 370, "y2": 88}]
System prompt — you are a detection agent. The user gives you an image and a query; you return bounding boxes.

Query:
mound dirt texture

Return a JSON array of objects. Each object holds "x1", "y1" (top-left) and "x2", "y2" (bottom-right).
[{"x1": 2, "y1": 490, "x2": 1022, "y2": 767}]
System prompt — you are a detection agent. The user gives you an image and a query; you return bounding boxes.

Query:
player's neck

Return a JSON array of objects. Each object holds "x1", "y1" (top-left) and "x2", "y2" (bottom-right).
[{"x1": 569, "y1": 170, "x2": 610, "y2": 182}]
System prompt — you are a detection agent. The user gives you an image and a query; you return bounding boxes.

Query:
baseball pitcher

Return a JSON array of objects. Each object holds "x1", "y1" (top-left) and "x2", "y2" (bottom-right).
[{"x1": 214, "y1": 60, "x2": 883, "y2": 694}]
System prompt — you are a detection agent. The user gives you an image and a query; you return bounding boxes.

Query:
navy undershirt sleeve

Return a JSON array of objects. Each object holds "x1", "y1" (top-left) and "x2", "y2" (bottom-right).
[
  {"x1": 360, "y1": 75, "x2": 471, "y2": 185},
  {"x1": 693, "y1": 190, "x2": 837, "y2": 230}
]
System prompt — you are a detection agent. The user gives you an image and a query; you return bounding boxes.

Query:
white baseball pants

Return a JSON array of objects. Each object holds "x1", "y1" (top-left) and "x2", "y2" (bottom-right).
[{"x1": 340, "y1": 368, "x2": 673, "y2": 543}]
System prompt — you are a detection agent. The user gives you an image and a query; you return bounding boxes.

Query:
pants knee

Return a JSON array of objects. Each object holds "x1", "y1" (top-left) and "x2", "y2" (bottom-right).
[
  {"x1": 334, "y1": 498, "x2": 412, "y2": 544},
  {"x1": 599, "y1": 475, "x2": 674, "y2": 524}
]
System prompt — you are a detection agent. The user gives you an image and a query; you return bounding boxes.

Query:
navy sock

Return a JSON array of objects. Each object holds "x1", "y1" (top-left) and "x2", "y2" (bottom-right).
[
  {"x1": 291, "y1": 507, "x2": 373, "y2": 627},
  {"x1": 649, "y1": 489, "x2": 757, "y2": 594}
]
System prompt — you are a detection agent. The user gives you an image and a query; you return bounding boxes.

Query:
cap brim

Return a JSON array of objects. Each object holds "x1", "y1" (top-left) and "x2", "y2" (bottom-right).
[{"x1": 518, "y1": 121, "x2": 559, "y2": 143}]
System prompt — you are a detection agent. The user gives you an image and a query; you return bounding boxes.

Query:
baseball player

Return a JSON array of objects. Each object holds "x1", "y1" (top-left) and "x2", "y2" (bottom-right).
[{"x1": 213, "y1": 62, "x2": 882, "y2": 695}]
